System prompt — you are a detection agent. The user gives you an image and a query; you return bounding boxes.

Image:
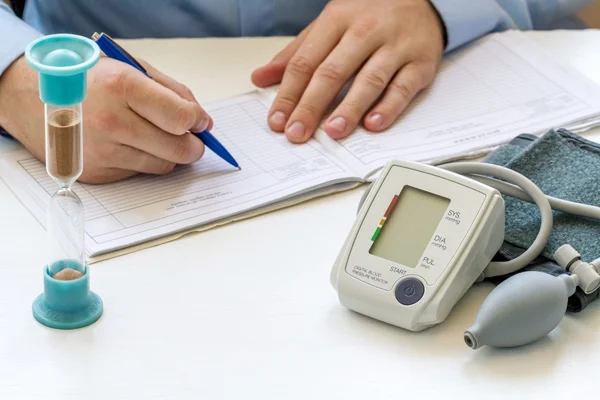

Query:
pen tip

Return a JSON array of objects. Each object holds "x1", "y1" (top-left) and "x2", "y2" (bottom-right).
[{"x1": 237, "y1": 167, "x2": 242, "y2": 170}]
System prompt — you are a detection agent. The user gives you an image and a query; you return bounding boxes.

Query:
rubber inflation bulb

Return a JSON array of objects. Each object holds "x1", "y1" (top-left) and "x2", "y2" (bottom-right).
[{"x1": 463, "y1": 271, "x2": 576, "y2": 350}]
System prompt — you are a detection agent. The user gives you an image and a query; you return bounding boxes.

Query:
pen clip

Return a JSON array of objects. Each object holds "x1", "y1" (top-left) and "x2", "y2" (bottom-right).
[{"x1": 92, "y1": 32, "x2": 149, "y2": 76}]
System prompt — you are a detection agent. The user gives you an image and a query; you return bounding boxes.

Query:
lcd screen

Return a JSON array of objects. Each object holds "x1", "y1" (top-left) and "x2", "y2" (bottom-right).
[{"x1": 370, "y1": 186, "x2": 450, "y2": 267}]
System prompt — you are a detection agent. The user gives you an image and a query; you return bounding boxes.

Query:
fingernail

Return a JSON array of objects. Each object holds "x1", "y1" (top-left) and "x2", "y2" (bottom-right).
[
  {"x1": 367, "y1": 113, "x2": 384, "y2": 130},
  {"x1": 328, "y1": 117, "x2": 347, "y2": 135},
  {"x1": 286, "y1": 121, "x2": 305, "y2": 140},
  {"x1": 269, "y1": 111, "x2": 287, "y2": 126},
  {"x1": 193, "y1": 115, "x2": 210, "y2": 132}
]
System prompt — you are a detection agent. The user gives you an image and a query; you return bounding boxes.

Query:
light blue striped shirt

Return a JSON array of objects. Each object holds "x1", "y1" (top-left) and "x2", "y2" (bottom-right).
[{"x1": 0, "y1": 0, "x2": 593, "y2": 77}]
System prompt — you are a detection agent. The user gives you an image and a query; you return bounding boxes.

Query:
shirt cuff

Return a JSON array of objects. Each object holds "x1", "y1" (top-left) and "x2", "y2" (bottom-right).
[
  {"x1": 0, "y1": 3, "x2": 43, "y2": 78},
  {"x1": 428, "y1": 0, "x2": 518, "y2": 52}
]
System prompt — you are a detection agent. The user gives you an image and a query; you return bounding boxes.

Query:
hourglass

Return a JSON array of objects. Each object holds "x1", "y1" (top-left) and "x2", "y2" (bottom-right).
[{"x1": 26, "y1": 34, "x2": 103, "y2": 329}]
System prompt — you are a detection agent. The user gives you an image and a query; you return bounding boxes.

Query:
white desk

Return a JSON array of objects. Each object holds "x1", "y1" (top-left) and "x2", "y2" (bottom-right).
[{"x1": 2, "y1": 30, "x2": 600, "y2": 399}]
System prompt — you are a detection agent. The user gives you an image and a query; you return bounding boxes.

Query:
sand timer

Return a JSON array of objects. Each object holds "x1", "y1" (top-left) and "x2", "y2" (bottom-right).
[{"x1": 26, "y1": 34, "x2": 103, "y2": 329}]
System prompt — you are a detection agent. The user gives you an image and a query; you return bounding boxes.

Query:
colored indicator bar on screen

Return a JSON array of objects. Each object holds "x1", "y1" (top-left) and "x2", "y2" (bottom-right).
[
  {"x1": 371, "y1": 227, "x2": 381, "y2": 241},
  {"x1": 371, "y1": 194, "x2": 400, "y2": 242},
  {"x1": 384, "y1": 194, "x2": 399, "y2": 218}
]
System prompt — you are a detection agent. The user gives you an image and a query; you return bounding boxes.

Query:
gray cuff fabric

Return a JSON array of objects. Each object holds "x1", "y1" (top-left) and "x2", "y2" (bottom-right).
[
  {"x1": 0, "y1": 3, "x2": 42, "y2": 77},
  {"x1": 484, "y1": 129, "x2": 600, "y2": 263},
  {"x1": 483, "y1": 129, "x2": 600, "y2": 313}
]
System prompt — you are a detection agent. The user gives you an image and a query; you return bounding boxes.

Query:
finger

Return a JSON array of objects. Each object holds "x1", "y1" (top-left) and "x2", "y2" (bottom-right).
[
  {"x1": 363, "y1": 62, "x2": 435, "y2": 132},
  {"x1": 283, "y1": 28, "x2": 384, "y2": 143},
  {"x1": 135, "y1": 59, "x2": 215, "y2": 132},
  {"x1": 267, "y1": 18, "x2": 346, "y2": 132},
  {"x1": 251, "y1": 22, "x2": 314, "y2": 88},
  {"x1": 80, "y1": 168, "x2": 138, "y2": 185},
  {"x1": 114, "y1": 68, "x2": 210, "y2": 134},
  {"x1": 117, "y1": 109, "x2": 206, "y2": 164},
  {"x1": 138, "y1": 59, "x2": 199, "y2": 102},
  {"x1": 323, "y1": 46, "x2": 402, "y2": 139},
  {"x1": 108, "y1": 144, "x2": 177, "y2": 175},
  {"x1": 147, "y1": 67, "x2": 215, "y2": 131}
]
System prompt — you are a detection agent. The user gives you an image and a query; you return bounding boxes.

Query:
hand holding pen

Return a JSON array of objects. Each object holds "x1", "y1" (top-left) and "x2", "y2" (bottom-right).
[
  {"x1": 1, "y1": 42, "x2": 221, "y2": 183},
  {"x1": 92, "y1": 32, "x2": 239, "y2": 170}
]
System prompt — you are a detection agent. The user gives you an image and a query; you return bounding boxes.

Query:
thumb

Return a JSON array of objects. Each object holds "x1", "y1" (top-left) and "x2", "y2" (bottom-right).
[
  {"x1": 138, "y1": 59, "x2": 214, "y2": 130},
  {"x1": 251, "y1": 23, "x2": 313, "y2": 88},
  {"x1": 138, "y1": 59, "x2": 195, "y2": 101}
]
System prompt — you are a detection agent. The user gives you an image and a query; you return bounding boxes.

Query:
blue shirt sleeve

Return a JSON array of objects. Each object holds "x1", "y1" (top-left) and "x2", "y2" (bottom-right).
[
  {"x1": 0, "y1": 3, "x2": 42, "y2": 77},
  {"x1": 429, "y1": 0, "x2": 594, "y2": 52},
  {"x1": 0, "y1": 3, "x2": 42, "y2": 138}
]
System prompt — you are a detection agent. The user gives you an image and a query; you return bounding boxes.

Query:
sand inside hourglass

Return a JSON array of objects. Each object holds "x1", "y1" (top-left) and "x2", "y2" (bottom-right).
[
  {"x1": 47, "y1": 108, "x2": 81, "y2": 181},
  {"x1": 52, "y1": 268, "x2": 83, "y2": 280}
]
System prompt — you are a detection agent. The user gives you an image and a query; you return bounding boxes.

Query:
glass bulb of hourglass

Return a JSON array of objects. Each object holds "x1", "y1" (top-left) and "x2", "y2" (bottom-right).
[
  {"x1": 47, "y1": 187, "x2": 85, "y2": 278},
  {"x1": 44, "y1": 103, "x2": 85, "y2": 279},
  {"x1": 45, "y1": 104, "x2": 82, "y2": 188}
]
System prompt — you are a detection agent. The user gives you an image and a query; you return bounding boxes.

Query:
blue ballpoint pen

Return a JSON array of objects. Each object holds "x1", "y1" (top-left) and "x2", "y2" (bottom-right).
[{"x1": 92, "y1": 32, "x2": 240, "y2": 170}]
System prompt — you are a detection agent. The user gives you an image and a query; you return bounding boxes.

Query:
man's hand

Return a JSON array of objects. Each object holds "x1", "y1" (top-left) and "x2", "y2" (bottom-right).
[
  {"x1": 0, "y1": 55, "x2": 212, "y2": 184},
  {"x1": 251, "y1": 0, "x2": 445, "y2": 143}
]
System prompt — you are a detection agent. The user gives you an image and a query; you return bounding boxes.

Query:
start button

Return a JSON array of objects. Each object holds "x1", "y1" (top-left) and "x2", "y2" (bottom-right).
[{"x1": 395, "y1": 278, "x2": 424, "y2": 305}]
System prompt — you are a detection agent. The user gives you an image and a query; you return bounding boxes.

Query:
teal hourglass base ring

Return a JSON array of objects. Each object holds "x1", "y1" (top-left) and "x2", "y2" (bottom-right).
[{"x1": 32, "y1": 262, "x2": 103, "y2": 330}]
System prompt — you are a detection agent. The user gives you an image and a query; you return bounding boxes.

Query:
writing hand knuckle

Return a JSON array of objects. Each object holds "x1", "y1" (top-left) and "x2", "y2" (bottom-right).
[
  {"x1": 316, "y1": 62, "x2": 344, "y2": 82},
  {"x1": 181, "y1": 85, "x2": 194, "y2": 99},
  {"x1": 157, "y1": 161, "x2": 176, "y2": 175},
  {"x1": 80, "y1": 168, "x2": 108, "y2": 185},
  {"x1": 172, "y1": 138, "x2": 191, "y2": 162},
  {"x1": 95, "y1": 111, "x2": 119, "y2": 133},
  {"x1": 106, "y1": 70, "x2": 131, "y2": 98},
  {"x1": 173, "y1": 104, "x2": 194, "y2": 134},
  {"x1": 287, "y1": 56, "x2": 316, "y2": 77}
]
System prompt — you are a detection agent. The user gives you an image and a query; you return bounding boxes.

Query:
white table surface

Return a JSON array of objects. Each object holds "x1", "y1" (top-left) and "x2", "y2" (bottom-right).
[{"x1": 2, "y1": 30, "x2": 600, "y2": 400}]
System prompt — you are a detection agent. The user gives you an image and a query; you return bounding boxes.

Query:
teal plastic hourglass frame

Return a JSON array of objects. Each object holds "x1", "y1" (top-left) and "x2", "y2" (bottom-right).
[{"x1": 26, "y1": 34, "x2": 103, "y2": 330}]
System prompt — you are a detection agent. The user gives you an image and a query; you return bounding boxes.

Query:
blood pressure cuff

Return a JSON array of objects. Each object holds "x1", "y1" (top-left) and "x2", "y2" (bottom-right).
[{"x1": 483, "y1": 128, "x2": 600, "y2": 313}]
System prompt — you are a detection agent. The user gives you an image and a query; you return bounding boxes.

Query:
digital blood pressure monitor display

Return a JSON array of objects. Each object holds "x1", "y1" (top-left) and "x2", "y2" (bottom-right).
[
  {"x1": 369, "y1": 186, "x2": 450, "y2": 269},
  {"x1": 345, "y1": 164, "x2": 488, "y2": 291},
  {"x1": 332, "y1": 160, "x2": 505, "y2": 331}
]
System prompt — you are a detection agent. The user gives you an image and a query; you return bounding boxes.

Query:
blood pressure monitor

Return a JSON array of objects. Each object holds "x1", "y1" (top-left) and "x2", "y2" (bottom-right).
[
  {"x1": 330, "y1": 159, "x2": 505, "y2": 331},
  {"x1": 330, "y1": 157, "x2": 600, "y2": 348}
]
